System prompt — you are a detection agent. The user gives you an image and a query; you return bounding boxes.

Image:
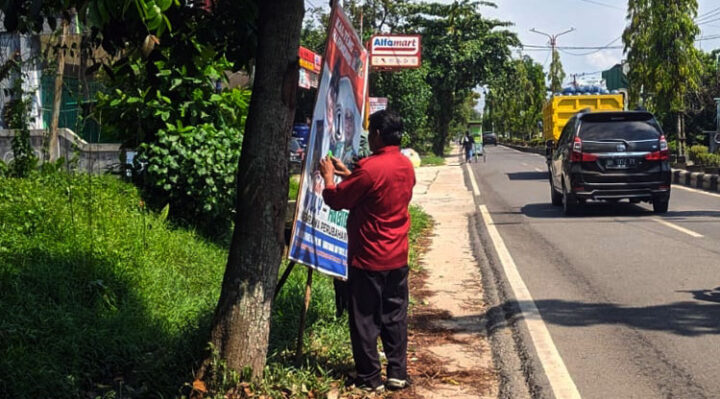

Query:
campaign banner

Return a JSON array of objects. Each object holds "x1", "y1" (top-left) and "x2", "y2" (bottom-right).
[{"x1": 288, "y1": 5, "x2": 369, "y2": 279}]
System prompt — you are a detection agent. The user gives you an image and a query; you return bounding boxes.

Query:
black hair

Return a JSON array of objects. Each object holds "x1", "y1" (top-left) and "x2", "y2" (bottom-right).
[{"x1": 369, "y1": 110, "x2": 403, "y2": 146}]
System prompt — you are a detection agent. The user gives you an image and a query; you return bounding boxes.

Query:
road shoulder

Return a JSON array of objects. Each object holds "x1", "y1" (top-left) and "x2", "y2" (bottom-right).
[{"x1": 403, "y1": 154, "x2": 499, "y2": 399}]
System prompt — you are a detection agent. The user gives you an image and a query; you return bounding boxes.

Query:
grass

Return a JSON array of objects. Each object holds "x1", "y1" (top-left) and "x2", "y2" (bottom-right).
[
  {"x1": 0, "y1": 172, "x2": 227, "y2": 398},
  {"x1": 420, "y1": 154, "x2": 446, "y2": 166},
  {"x1": 0, "y1": 171, "x2": 433, "y2": 398}
]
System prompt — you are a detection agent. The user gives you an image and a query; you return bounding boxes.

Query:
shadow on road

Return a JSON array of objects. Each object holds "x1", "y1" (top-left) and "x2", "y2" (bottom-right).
[
  {"x1": 455, "y1": 298, "x2": 720, "y2": 337},
  {"x1": 678, "y1": 287, "x2": 720, "y2": 304},
  {"x1": 520, "y1": 202, "x2": 653, "y2": 218},
  {"x1": 507, "y1": 171, "x2": 548, "y2": 180}
]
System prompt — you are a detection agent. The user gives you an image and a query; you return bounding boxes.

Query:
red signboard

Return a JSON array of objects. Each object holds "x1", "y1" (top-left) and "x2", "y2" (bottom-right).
[
  {"x1": 299, "y1": 46, "x2": 322, "y2": 74},
  {"x1": 369, "y1": 34, "x2": 422, "y2": 69}
]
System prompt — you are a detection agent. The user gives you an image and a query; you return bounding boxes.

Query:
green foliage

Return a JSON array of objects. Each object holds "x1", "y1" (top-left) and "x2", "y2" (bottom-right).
[
  {"x1": 4, "y1": 67, "x2": 38, "y2": 178},
  {"x1": 289, "y1": 175, "x2": 300, "y2": 200},
  {"x1": 372, "y1": 65, "x2": 433, "y2": 153},
  {"x1": 623, "y1": 0, "x2": 703, "y2": 120},
  {"x1": 96, "y1": 49, "x2": 251, "y2": 234},
  {"x1": 689, "y1": 144, "x2": 709, "y2": 163},
  {"x1": 548, "y1": 49, "x2": 565, "y2": 93},
  {"x1": 0, "y1": 171, "x2": 227, "y2": 398},
  {"x1": 0, "y1": 170, "x2": 434, "y2": 398},
  {"x1": 407, "y1": 0, "x2": 518, "y2": 155},
  {"x1": 696, "y1": 152, "x2": 720, "y2": 168},
  {"x1": 420, "y1": 154, "x2": 446, "y2": 166},
  {"x1": 485, "y1": 56, "x2": 546, "y2": 139},
  {"x1": 140, "y1": 121, "x2": 244, "y2": 229},
  {"x1": 1, "y1": 0, "x2": 174, "y2": 54}
]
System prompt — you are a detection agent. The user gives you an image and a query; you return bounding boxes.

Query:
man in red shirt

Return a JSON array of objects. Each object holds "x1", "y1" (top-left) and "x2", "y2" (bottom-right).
[{"x1": 319, "y1": 110, "x2": 416, "y2": 392}]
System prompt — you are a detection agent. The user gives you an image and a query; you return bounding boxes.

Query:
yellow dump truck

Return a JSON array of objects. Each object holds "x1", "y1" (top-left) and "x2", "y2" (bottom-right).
[{"x1": 542, "y1": 93, "x2": 625, "y2": 142}]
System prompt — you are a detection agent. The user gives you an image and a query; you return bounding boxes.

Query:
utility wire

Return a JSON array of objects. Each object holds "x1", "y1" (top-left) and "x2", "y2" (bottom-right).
[
  {"x1": 557, "y1": 36, "x2": 622, "y2": 56},
  {"x1": 696, "y1": 5, "x2": 720, "y2": 20},
  {"x1": 575, "y1": 0, "x2": 624, "y2": 11}
]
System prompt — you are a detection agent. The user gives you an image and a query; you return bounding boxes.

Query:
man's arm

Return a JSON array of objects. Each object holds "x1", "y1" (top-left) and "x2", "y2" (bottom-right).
[{"x1": 319, "y1": 157, "x2": 372, "y2": 211}]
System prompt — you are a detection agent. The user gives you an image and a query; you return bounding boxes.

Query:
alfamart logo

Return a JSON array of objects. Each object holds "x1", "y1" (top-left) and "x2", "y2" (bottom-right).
[
  {"x1": 369, "y1": 34, "x2": 422, "y2": 68},
  {"x1": 372, "y1": 37, "x2": 418, "y2": 51}
]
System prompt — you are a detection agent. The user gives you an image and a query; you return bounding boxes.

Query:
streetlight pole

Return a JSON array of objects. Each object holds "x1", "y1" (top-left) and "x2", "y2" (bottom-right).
[
  {"x1": 530, "y1": 27, "x2": 575, "y2": 88},
  {"x1": 530, "y1": 27, "x2": 575, "y2": 53}
]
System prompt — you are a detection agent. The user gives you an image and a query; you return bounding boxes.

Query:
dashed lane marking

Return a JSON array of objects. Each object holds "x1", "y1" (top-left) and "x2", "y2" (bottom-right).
[
  {"x1": 478, "y1": 204, "x2": 582, "y2": 399},
  {"x1": 652, "y1": 217, "x2": 704, "y2": 238}
]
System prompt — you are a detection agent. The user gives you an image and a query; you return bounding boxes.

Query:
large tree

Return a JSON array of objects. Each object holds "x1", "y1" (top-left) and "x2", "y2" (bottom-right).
[
  {"x1": 624, "y1": 0, "x2": 703, "y2": 158},
  {"x1": 406, "y1": 0, "x2": 518, "y2": 155},
  {"x1": 484, "y1": 56, "x2": 545, "y2": 139},
  {"x1": 207, "y1": 0, "x2": 303, "y2": 377},
  {"x1": 548, "y1": 48, "x2": 565, "y2": 93}
]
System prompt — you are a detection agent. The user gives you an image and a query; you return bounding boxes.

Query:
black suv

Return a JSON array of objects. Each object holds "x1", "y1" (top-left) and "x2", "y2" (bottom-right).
[{"x1": 548, "y1": 111, "x2": 671, "y2": 215}]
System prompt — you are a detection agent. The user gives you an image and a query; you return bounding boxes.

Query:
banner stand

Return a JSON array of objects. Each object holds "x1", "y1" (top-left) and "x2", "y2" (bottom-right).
[
  {"x1": 274, "y1": 261, "x2": 296, "y2": 300},
  {"x1": 295, "y1": 268, "x2": 313, "y2": 365}
]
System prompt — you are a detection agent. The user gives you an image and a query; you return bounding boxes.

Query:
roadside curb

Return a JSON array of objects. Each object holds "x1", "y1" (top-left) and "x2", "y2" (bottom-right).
[
  {"x1": 672, "y1": 168, "x2": 720, "y2": 192},
  {"x1": 502, "y1": 143, "x2": 720, "y2": 194},
  {"x1": 500, "y1": 143, "x2": 545, "y2": 156}
]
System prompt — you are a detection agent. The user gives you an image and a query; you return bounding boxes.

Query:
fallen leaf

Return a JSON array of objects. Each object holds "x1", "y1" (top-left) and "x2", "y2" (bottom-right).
[{"x1": 193, "y1": 379, "x2": 207, "y2": 393}]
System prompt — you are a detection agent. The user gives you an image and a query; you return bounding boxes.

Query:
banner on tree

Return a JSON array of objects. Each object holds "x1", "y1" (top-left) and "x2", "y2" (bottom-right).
[{"x1": 288, "y1": 5, "x2": 369, "y2": 279}]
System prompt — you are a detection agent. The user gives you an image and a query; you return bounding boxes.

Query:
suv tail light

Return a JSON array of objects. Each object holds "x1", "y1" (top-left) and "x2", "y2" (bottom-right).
[
  {"x1": 571, "y1": 137, "x2": 598, "y2": 162},
  {"x1": 645, "y1": 135, "x2": 669, "y2": 161}
]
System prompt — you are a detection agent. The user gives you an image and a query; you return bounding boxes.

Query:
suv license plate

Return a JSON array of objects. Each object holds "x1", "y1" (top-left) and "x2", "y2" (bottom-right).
[{"x1": 606, "y1": 158, "x2": 636, "y2": 169}]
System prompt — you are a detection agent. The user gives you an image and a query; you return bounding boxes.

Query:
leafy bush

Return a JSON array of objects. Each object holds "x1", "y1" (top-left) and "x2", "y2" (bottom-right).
[
  {"x1": 96, "y1": 48, "x2": 251, "y2": 235},
  {"x1": 697, "y1": 152, "x2": 720, "y2": 167},
  {"x1": 140, "y1": 121, "x2": 244, "y2": 232},
  {"x1": 689, "y1": 144, "x2": 709, "y2": 163}
]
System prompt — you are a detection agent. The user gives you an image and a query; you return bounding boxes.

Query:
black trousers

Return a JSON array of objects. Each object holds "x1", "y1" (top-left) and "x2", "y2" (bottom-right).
[{"x1": 348, "y1": 265, "x2": 409, "y2": 387}]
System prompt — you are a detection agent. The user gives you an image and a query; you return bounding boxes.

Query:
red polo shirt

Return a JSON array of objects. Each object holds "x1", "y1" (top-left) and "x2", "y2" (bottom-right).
[{"x1": 323, "y1": 146, "x2": 416, "y2": 271}]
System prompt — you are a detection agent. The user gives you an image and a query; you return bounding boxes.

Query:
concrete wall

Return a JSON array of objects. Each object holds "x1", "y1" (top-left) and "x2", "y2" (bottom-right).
[{"x1": 0, "y1": 128, "x2": 121, "y2": 173}]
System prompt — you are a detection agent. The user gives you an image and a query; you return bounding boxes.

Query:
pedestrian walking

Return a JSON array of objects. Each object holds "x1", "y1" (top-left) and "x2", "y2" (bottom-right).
[
  {"x1": 319, "y1": 110, "x2": 415, "y2": 393},
  {"x1": 461, "y1": 131, "x2": 473, "y2": 163}
]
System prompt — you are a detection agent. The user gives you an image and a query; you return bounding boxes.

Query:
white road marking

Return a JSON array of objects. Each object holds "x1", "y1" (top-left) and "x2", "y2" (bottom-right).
[
  {"x1": 478, "y1": 204, "x2": 582, "y2": 399},
  {"x1": 652, "y1": 218, "x2": 704, "y2": 238},
  {"x1": 534, "y1": 167, "x2": 543, "y2": 172},
  {"x1": 465, "y1": 162, "x2": 481, "y2": 197},
  {"x1": 522, "y1": 162, "x2": 529, "y2": 166},
  {"x1": 673, "y1": 184, "x2": 720, "y2": 199}
]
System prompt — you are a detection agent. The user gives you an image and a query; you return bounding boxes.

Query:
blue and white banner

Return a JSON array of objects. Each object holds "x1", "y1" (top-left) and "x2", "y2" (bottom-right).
[{"x1": 288, "y1": 5, "x2": 368, "y2": 279}]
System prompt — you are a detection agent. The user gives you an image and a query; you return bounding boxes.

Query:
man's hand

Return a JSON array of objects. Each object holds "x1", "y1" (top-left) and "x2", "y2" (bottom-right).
[
  {"x1": 330, "y1": 156, "x2": 351, "y2": 177},
  {"x1": 319, "y1": 157, "x2": 336, "y2": 187}
]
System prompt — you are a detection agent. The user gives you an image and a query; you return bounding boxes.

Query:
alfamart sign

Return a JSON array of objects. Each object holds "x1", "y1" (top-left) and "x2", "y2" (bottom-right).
[{"x1": 369, "y1": 34, "x2": 421, "y2": 69}]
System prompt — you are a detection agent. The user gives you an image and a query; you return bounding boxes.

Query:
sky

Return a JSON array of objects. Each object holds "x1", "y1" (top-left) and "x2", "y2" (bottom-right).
[
  {"x1": 312, "y1": 0, "x2": 720, "y2": 109},
  {"x1": 477, "y1": 0, "x2": 719, "y2": 86}
]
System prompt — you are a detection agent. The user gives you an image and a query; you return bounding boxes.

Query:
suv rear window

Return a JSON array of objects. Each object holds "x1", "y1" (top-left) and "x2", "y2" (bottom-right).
[{"x1": 579, "y1": 120, "x2": 661, "y2": 141}]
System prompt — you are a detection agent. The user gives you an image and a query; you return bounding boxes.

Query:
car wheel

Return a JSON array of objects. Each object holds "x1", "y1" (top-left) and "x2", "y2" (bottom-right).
[
  {"x1": 562, "y1": 184, "x2": 578, "y2": 216},
  {"x1": 551, "y1": 183, "x2": 563, "y2": 206},
  {"x1": 653, "y1": 197, "x2": 669, "y2": 214}
]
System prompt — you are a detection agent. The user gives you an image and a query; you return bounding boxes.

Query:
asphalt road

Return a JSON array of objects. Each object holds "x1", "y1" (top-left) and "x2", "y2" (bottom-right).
[{"x1": 468, "y1": 145, "x2": 720, "y2": 399}]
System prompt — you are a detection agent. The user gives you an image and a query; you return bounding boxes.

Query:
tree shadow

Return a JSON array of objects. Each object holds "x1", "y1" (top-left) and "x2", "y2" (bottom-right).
[
  {"x1": 476, "y1": 297, "x2": 720, "y2": 337},
  {"x1": 507, "y1": 171, "x2": 548, "y2": 180},
  {"x1": 0, "y1": 248, "x2": 208, "y2": 398}
]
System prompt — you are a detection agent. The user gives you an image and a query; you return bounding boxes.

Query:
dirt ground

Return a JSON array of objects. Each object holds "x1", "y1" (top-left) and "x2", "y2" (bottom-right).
[{"x1": 384, "y1": 158, "x2": 499, "y2": 399}]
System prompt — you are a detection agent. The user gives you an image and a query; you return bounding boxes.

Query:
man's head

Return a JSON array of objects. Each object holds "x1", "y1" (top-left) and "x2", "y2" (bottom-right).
[{"x1": 368, "y1": 110, "x2": 403, "y2": 152}]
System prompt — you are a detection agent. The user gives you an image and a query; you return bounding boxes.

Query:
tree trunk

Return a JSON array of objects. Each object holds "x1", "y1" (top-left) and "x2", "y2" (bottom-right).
[
  {"x1": 48, "y1": 17, "x2": 69, "y2": 162},
  {"x1": 432, "y1": 91, "x2": 453, "y2": 156},
  {"x1": 208, "y1": 0, "x2": 303, "y2": 378},
  {"x1": 677, "y1": 112, "x2": 686, "y2": 161}
]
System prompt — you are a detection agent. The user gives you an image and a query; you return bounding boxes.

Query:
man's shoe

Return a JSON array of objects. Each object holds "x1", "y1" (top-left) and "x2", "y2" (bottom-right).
[
  {"x1": 356, "y1": 383, "x2": 385, "y2": 393},
  {"x1": 385, "y1": 378, "x2": 410, "y2": 390}
]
